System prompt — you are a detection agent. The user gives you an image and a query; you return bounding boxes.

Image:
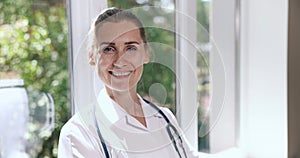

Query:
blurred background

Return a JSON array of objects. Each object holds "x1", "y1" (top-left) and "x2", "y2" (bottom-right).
[{"x1": 0, "y1": 0, "x2": 69, "y2": 157}]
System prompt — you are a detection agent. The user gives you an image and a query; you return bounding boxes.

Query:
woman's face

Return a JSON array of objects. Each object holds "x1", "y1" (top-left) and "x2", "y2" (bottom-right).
[{"x1": 92, "y1": 21, "x2": 149, "y2": 92}]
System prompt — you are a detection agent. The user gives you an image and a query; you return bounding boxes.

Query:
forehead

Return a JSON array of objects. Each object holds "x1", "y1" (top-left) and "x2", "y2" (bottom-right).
[{"x1": 96, "y1": 21, "x2": 142, "y2": 43}]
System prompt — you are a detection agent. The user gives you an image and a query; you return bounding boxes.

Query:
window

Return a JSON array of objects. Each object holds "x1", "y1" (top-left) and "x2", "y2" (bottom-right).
[
  {"x1": 68, "y1": 0, "x2": 215, "y2": 153},
  {"x1": 0, "y1": 0, "x2": 68, "y2": 157},
  {"x1": 107, "y1": 0, "x2": 212, "y2": 152},
  {"x1": 107, "y1": 0, "x2": 177, "y2": 114},
  {"x1": 196, "y1": 0, "x2": 210, "y2": 152},
  {"x1": 0, "y1": 0, "x2": 290, "y2": 157},
  {"x1": 68, "y1": 0, "x2": 289, "y2": 157}
]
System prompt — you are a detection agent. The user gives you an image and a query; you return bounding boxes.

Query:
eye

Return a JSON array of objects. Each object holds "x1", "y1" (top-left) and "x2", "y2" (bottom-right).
[
  {"x1": 102, "y1": 46, "x2": 116, "y2": 54},
  {"x1": 126, "y1": 46, "x2": 138, "y2": 52}
]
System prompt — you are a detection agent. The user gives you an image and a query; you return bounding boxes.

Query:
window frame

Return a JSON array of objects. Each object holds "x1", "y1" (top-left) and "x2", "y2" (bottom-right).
[
  {"x1": 67, "y1": 0, "x2": 289, "y2": 157},
  {"x1": 67, "y1": 0, "x2": 107, "y2": 114},
  {"x1": 175, "y1": 0, "x2": 198, "y2": 149},
  {"x1": 239, "y1": 0, "x2": 288, "y2": 157},
  {"x1": 208, "y1": 0, "x2": 238, "y2": 153}
]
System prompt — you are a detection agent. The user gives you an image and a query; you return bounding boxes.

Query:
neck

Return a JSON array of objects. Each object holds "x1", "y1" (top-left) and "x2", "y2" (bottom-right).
[
  {"x1": 105, "y1": 86, "x2": 147, "y2": 127},
  {"x1": 105, "y1": 87, "x2": 143, "y2": 117}
]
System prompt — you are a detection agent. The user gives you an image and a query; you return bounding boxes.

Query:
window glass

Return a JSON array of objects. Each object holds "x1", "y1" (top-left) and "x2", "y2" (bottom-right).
[
  {"x1": 0, "y1": 0, "x2": 68, "y2": 157},
  {"x1": 197, "y1": 0, "x2": 211, "y2": 152},
  {"x1": 108, "y1": 0, "x2": 177, "y2": 113},
  {"x1": 108, "y1": 0, "x2": 211, "y2": 152}
]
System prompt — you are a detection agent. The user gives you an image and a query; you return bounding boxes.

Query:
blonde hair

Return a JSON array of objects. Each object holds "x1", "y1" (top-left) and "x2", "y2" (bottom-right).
[{"x1": 88, "y1": 7, "x2": 149, "y2": 58}]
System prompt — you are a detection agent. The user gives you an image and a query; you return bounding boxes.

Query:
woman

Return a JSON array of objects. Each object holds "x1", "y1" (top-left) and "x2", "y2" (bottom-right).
[{"x1": 58, "y1": 8, "x2": 199, "y2": 158}]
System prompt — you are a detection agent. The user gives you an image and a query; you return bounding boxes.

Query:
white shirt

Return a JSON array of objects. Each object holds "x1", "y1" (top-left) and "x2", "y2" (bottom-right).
[{"x1": 58, "y1": 89, "x2": 199, "y2": 158}]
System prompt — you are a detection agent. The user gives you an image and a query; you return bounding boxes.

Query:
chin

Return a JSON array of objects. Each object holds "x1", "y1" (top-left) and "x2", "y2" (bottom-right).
[{"x1": 105, "y1": 83, "x2": 136, "y2": 92}]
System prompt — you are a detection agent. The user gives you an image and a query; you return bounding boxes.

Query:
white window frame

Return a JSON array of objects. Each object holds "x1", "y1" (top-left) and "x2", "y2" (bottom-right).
[
  {"x1": 67, "y1": 0, "x2": 107, "y2": 114},
  {"x1": 208, "y1": 0, "x2": 238, "y2": 153},
  {"x1": 67, "y1": 0, "x2": 289, "y2": 157},
  {"x1": 175, "y1": 0, "x2": 198, "y2": 148},
  {"x1": 200, "y1": 0, "x2": 289, "y2": 157},
  {"x1": 239, "y1": 0, "x2": 288, "y2": 157}
]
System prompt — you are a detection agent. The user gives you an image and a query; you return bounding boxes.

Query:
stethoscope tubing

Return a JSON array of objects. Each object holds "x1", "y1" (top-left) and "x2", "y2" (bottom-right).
[{"x1": 94, "y1": 112, "x2": 110, "y2": 158}]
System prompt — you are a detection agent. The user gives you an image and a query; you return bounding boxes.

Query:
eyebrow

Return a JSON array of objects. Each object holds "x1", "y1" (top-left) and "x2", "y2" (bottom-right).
[
  {"x1": 124, "y1": 41, "x2": 140, "y2": 45},
  {"x1": 100, "y1": 41, "x2": 140, "y2": 46},
  {"x1": 100, "y1": 42, "x2": 115, "y2": 46}
]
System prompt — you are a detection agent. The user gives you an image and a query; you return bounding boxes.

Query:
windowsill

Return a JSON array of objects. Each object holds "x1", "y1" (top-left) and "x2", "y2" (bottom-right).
[{"x1": 199, "y1": 147, "x2": 246, "y2": 158}]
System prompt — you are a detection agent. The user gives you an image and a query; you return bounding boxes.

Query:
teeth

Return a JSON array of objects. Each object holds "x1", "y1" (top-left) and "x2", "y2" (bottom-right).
[{"x1": 112, "y1": 71, "x2": 131, "y2": 77}]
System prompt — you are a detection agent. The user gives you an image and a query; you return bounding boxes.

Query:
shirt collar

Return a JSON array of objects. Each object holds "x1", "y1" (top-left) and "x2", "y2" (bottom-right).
[
  {"x1": 96, "y1": 88, "x2": 127, "y2": 124},
  {"x1": 96, "y1": 88, "x2": 161, "y2": 131}
]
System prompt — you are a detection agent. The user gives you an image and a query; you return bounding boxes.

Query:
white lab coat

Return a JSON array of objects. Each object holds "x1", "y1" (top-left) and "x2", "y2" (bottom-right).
[{"x1": 58, "y1": 89, "x2": 199, "y2": 158}]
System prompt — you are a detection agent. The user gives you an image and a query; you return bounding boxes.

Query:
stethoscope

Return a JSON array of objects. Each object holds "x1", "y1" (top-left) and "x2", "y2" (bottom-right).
[{"x1": 93, "y1": 98, "x2": 188, "y2": 158}]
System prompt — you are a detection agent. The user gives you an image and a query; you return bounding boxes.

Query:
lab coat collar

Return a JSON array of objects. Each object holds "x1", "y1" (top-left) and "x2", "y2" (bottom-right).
[
  {"x1": 96, "y1": 89, "x2": 162, "y2": 132},
  {"x1": 96, "y1": 89, "x2": 127, "y2": 124}
]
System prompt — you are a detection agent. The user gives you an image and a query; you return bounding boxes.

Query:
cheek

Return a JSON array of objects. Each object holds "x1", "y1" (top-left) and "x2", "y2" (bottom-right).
[
  {"x1": 130, "y1": 54, "x2": 146, "y2": 67},
  {"x1": 98, "y1": 55, "x2": 113, "y2": 66},
  {"x1": 129, "y1": 66, "x2": 143, "y2": 86},
  {"x1": 97, "y1": 57, "x2": 111, "y2": 75},
  {"x1": 132, "y1": 66, "x2": 143, "y2": 81}
]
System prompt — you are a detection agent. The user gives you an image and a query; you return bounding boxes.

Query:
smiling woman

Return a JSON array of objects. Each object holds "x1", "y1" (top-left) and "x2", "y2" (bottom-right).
[
  {"x1": 58, "y1": 7, "x2": 199, "y2": 158},
  {"x1": 90, "y1": 21, "x2": 149, "y2": 95}
]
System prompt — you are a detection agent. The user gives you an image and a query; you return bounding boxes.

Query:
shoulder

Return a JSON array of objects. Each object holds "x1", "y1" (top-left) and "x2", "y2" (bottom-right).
[
  {"x1": 142, "y1": 98, "x2": 177, "y2": 122},
  {"x1": 58, "y1": 114, "x2": 82, "y2": 157},
  {"x1": 58, "y1": 112, "x2": 101, "y2": 157},
  {"x1": 59, "y1": 113, "x2": 90, "y2": 148},
  {"x1": 59, "y1": 108, "x2": 97, "y2": 142},
  {"x1": 157, "y1": 106, "x2": 179, "y2": 125},
  {"x1": 159, "y1": 107, "x2": 174, "y2": 117},
  {"x1": 60, "y1": 105, "x2": 97, "y2": 136},
  {"x1": 59, "y1": 113, "x2": 85, "y2": 137}
]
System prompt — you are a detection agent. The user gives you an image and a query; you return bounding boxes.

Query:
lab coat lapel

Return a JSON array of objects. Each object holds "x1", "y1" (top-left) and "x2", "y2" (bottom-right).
[
  {"x1": 97, "y1": 89, "x2": 126, "y2": 124},
  {"x1": 95, "y1": 89, "x2": 179, "y2": 155},
  {"x1": 125, "y1": 115, "x2": 149, "y2": 131},
  {"x1": 98, "y1": 89, "x2": 149, "y2": 132},
  {"x1": 96, "y1": 89, "x2": 129, "y2": 150}
]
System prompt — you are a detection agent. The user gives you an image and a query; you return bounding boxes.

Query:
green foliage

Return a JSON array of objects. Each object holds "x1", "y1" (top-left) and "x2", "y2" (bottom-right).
[{"x1": 0, "y1": 0, "x2": 69, "y2": 157}]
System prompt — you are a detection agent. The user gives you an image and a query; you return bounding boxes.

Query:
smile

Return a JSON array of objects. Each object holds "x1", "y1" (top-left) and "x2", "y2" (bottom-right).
[{"x1": 110, "y1": 71, "x2": 132, "y2": 77}]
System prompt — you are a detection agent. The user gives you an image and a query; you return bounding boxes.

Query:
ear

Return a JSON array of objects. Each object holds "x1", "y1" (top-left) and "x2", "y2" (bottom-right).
[
  {"x1": 143, "y1": 45, "x2": 150, "y2": 64},
  {"x1": 144, "y1": 52, "x2": 150, "y2": 64},
  {"x1": 89, "y1": 52, "x2": 96, "y2": 65}
]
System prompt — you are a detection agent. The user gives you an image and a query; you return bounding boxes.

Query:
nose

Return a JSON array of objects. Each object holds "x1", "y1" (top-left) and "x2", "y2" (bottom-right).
[{"x1": 113, "y1": 51, "x2": 127, "y2": 68}]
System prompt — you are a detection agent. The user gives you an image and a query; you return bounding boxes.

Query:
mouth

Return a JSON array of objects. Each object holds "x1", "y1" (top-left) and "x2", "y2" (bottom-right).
[{"x1": 109, "y1": 70, "x2": 133, "y2": 77}]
